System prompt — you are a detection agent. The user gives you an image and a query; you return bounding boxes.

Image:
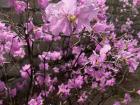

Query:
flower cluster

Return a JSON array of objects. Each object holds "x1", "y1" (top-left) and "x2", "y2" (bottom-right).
[
  {"x1": 0, "y1": 0, "x2": 140, "y2": 105},
  {"x1": 0, "y1": 22, "x2": 25, "y2": 65}
]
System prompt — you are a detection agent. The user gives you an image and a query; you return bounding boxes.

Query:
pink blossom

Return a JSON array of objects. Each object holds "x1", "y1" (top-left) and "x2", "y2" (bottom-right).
[
  {"x1": 45, "y1": 0, "x2": 98, "y2": 35},
  {"x1": 77, "y1": 92, "x2": 88, "y2": 103},
  {"x1": 9, "y1": 88, "x2": 17, "y2": 97},
  {"x1": 39, "y1": 51, "x2": 62, "y2": 61},
  {"x1": 58, "y1": 84, "x2": 70, "y2": 96},
  {"x1": 0, "y1": 81, "x2": 5, "y2": 92},
  {"x1": 127, "y1": 58, "x2": 139, "y2": 73},
  {"x1": 137, "y1": 90, "x2": 140, "y2": 95},
  {"x1": 133, "y1": 0, "x2": 140, "y2": 6},
  {"x1": 106, "y1": 78, "x2": 115, "y2": 86},
  {"x1": 28, "y1": 95, "x2": 43, "y2": 105},
  {"x1": 113, "y1": 101, "x2": 121, "y2": 105},
  {"x1": 123, "y1": 93, "x2": 132, "y2": 105},
  {"x1": 37, "y1": 0, "x2": 48, "y2": 9},
  {"x1": 39, "y1": 63, "x2": 49, "y2": 70},
  {"x1": 43, "y1": 34, "x2": 53, "y2": 42},
  {"x1": 93, "y1": 22, "x2": 108, "y2": 33},
  {"x1": 20, "y1": 64, "x2": 31, "y2": 79},
  {"x1": 100, "y1": 44, "x2": 111, "y2": 55},
  {"x1": 14, "y1": 1, "x2": 27, "y2": 14},
  {"x1": 68, "y1": 75, "x2": 84, "y2": 88}
]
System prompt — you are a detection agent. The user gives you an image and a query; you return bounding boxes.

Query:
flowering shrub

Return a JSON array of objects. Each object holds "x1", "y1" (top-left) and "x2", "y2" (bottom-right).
[{"x1": 0, "y1": 0, "x2": 140, "y2": 105}]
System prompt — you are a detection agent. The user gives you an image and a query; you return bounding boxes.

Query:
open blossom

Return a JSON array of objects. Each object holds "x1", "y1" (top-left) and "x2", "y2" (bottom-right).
[{"x1": 45, "y1": 0, "x2": 98, "y2": 35}]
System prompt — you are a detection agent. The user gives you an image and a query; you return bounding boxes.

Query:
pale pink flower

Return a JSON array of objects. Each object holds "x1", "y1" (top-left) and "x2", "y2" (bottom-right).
[{"x1": 45, "y1": 0, "x2": 98, "y2": 35}]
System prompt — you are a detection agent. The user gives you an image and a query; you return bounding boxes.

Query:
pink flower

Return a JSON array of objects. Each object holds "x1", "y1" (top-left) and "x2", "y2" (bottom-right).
[
  {"x1": 68, "y1": 75, "x2": 84, "y2": 88},
  {"x1": 100, "y1": 44, "x2": 111, "y2": 55},
  {"x1": 127, "y1": 58, "x2": 139, "y2": 73},
  {"x1": 39, "y1": 51, "x2": 61, "y2": 61},
  {"x1": 137, "y1": 90, "x2": 140, "y2": 95},
  {"x1": 45, "y1": 0, "x2": 98, "y2": 35},
  {"x1": 58, "y1": 84, "x2": 70, "y2": 96},
  {"x1": 20, "y1": 64, "x2": 31, "y2": 79},
  {"x1": 133, "y1": 0, "x2": 140, "y2": 6},
  {"x1": 43, "y1": 34, "x2": 53, "y2": 42},
  {"x1": 28, "y1": 95, "x2": 43, "y2": 105},
  {"x1": 0, "y1": 100, "x2": 3, "y2": 105},
  {"x1": 9, "y1": 88, "x2": 17, "y2": 97},
  {"x1": 37, "y1": 0, "x2": 48, "y2": 9},
  {"x1": 0, "y1": 81, "x2": 5, "y2": 92},
  {"x1": 93, "y1": 22, "x2": 113, "y2": 33},
  {"x1": 89, "y1": 51, "x2": 100, "y2": 66},
  {"x1": 137, "y1": 32, "x2": 140, "y2": 38},
  {"x1": 77, "y1": 92, "x2": 88, "y2": 103},
  {"x1": 36, "y1": 75, "x2": 44, "y2": 85},
  {"x1": 106, "y1": 78, "x2": 115, "y2": 86},
  {"x1": 14, "y1": 1, "x2": 27, "y2": 14},
  {"x1": 93, "y1": 22, "x2": 108, "y2": 33},
  {"x1": 39, "y1": 63, "x2": 49, "y2": 70},
  {"x1": 123, "y1": 93, "x2": 132, "y2": 105},
  {"x1": 113, "y1": 101, "x2": 121, "y2": 105}
]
